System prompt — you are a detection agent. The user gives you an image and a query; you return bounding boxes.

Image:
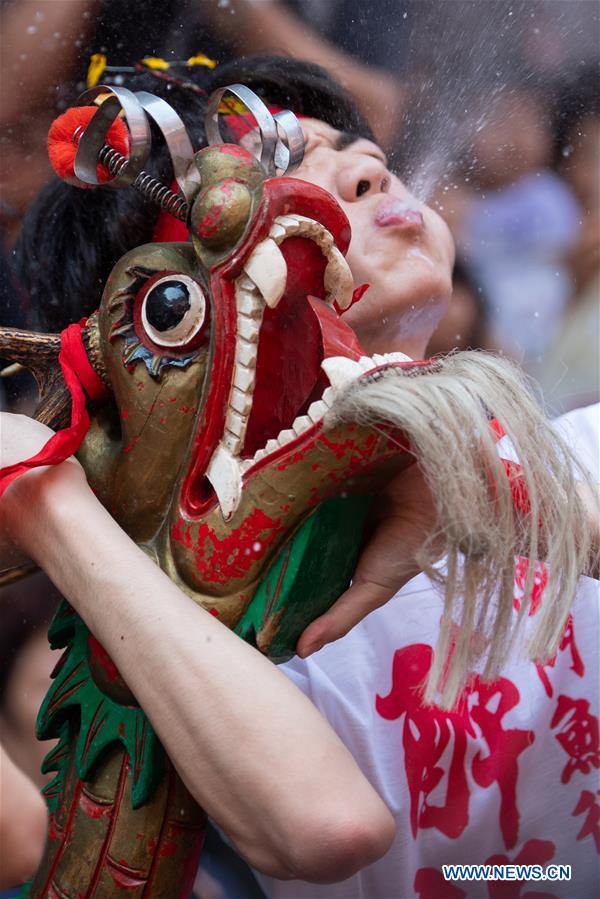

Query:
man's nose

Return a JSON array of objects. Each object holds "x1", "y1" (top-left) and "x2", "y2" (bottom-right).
[{"x1": 337, "y1": 158, "x2": 390, "y2": 202}]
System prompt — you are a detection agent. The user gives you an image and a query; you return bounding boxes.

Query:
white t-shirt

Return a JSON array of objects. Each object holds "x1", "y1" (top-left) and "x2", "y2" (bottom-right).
[{"x1": 258, "y1": 404, "x2": 600, "y2": 899}]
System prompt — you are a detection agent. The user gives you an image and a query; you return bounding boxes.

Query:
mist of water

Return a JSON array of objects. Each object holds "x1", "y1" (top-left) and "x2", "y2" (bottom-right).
[{"x1": 393, "y1": 0, "x2": 598, "y2": 203}]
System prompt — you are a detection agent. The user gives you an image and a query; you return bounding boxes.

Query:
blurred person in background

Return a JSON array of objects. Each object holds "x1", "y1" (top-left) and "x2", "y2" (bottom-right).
[
  {"x1": 0, "y1": 746, "x2": 46, "y2": 893},
  {"x1": 448, "y1": 82, "x2": 581, "y2": 369},
  {"x1": 0, "y1": 1, "x2": 99, "y2": 247},
  {"x1": 536, "y1": 64, "x2": 600, "y2": 413},
  {"x1": 0, "y1": 575, "x2": 60, "y2": 894},
  {"x1": 0, "y1": 0, "x2": 190, "y2": 247}
]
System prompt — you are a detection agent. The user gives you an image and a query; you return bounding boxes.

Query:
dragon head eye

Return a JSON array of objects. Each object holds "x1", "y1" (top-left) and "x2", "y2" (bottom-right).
[{"x1": 141, "y1": 275, "x2": 206, "y2": 347}]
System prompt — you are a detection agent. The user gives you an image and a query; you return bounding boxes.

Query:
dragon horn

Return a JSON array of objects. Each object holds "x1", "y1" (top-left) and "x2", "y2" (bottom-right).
[
  {"x1": 0, "y1": 326, "x2": 61, "y2": 383},
  {"x1": 0, "y1": 326, "x2": 71, "y2": 429}
]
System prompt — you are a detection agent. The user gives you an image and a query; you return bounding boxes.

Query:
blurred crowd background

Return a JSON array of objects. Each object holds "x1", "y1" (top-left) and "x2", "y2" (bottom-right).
[{"x1": 0, "y1": 1, "x2": 598, "y2": 895}]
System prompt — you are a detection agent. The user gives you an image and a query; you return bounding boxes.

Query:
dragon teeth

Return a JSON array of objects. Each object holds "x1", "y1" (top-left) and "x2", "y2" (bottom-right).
[
  {"x1": 358, "y1": 352, "x2": 412, "y2": 369},
  {"x1": 320, "y1": 352, "x2": 414, "y2": 394},
  {"x1": 223, "y1": 432, "x2": 242, "y2": 455},
  {"x1": 268, "y1": 222, "x2": 287, "y2": 240},
  {"x1": 230, "y1": 387, "x2": 252, "y2": 416},
  {"x1": 226, "y1": 409, "x2": 246, "y2": 437},
  {"x1": 243, "y1": 238, "x2": 287, "y2": 308},
  {"x1": 277, "y1": 429, "x2": 296, "y2": 445},
  {"x1": 233, "y1": 363, "x2": 255, "y2": 392},
  {"x1": 321, "y1": 387, "x2": 335, "y2": 407},
  {"x1": 237, "y1": 290, "x2": 262, "y2": 317},
  {"x1": 292, "y1": 415, "x2": 312, "y2": 435},
  {"x1": 385, "y1": 351, "x2": 412, "y2": 363},
  {"x1": 236, "y1": 341, "x2": 257, "y2": 368},
  {"x1": 206, "y1": 444, "x2": 243, "y2": 521},
  {"x1": 307, "y1": 400, "x2": 328, "y2": 423},
  {"x1": 321, "y1": 356, "x2": 364, "y2": 391},
  {"x1": 275, "y1": 214, "x2": 301, "y2": 230},
  {"x1": 237, "y1": 315, "x2": 260, "y2": 342},
  {"x1": 323, "y1": 245, "x2": 354, "y2": 310},
  {"x1": 237, "y1": 274, "x2": 256, "y2": 291}
]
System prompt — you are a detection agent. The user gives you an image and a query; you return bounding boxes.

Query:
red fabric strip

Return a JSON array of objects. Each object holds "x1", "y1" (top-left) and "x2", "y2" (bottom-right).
[
  {"x1": 0, "y1": 319, "x2": 109, "y2": 498},
  {"x1": 61, "y1": 319, "x2": 109, "y2": 402}
]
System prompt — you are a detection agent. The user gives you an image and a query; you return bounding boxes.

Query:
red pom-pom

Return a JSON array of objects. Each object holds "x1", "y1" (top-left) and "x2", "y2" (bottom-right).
[{"x1": 47, "y1": 106, "x2": 130, "y2": 187}]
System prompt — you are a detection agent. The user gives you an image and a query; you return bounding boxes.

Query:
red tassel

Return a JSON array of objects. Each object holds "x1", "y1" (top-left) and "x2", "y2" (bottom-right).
[{"x1": 47, "y1": 106, "x2": 129, "y2": 187}]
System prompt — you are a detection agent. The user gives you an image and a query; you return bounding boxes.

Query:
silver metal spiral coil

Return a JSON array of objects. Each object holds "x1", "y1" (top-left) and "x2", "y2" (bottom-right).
[{"x1": 98, "y1": 145, "x2": 189, "y2": 221}]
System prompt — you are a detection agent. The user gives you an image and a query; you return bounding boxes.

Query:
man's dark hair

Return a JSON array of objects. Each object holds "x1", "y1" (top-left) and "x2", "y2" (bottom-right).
[{"x1": 13, "y1": 56, "x2": 371, "y2": 332}]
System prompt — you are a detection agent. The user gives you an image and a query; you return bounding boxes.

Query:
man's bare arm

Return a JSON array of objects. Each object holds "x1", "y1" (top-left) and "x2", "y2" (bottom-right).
[{"x1": 0, "y1": 413, "x2": 394, "y2": 883}]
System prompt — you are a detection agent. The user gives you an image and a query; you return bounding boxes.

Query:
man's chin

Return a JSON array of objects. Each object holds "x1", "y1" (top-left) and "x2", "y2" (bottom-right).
[{"x1": 343, "y1": 303, "x2": 444, "y2": 358}]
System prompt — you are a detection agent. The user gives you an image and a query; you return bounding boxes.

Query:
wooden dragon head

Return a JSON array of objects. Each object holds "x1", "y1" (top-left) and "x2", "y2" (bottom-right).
[{"x1": 1, "y1": 86, "x2": 420, "y2": 658}]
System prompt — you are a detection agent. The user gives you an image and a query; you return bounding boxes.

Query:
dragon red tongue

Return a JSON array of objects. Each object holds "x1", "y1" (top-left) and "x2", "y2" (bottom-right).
[
  {"x1": 242, "y1": 237, "x2": 365, "y2": 458},
  {"x1": 243, "y1": 238, "x2": 324, "y2": 457}
]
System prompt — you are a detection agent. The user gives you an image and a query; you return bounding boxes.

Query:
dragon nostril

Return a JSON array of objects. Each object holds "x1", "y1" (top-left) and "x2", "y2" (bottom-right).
[{"x1": 356, "y1": 179, "x2": 370, "y2": 197}]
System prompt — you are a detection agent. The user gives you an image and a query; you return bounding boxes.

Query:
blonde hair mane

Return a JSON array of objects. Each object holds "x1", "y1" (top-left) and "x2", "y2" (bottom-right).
[{"x1": 327, "y1": 351, "x2": 596, "y2": 708}]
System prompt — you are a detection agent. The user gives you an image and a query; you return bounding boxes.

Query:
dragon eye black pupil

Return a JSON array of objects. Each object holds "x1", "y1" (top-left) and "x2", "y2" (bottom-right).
[{"x1": 145, "y1": 281, "x2": 191, "y2": 332}]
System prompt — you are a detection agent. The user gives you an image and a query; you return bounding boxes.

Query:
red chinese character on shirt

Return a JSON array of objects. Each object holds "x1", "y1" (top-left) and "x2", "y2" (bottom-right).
[
  {"x1": 550, "y1": 694, "x2": 600, "y2": 783},
  {"x1": 414, "y1": 840, "x2": 559, "y2": 899},
  {"x1": 485, "y1": 839, "x2": 558, "y2": 899},
  {"x1": 376, "y1": 644, "x2": 473, "y2": 839},
  {"x1": 572, "y1": 789, "x2": 600, "y2": 853},
  {"x1": 376, "y1": 644, "x2": 534, "y2": 848},
  {"x1": 414, "y1": 867, "x2": 466, "y2": 899},
  {"x1": 513, "y1": 560, "x2": 585, "y2": 698},
  {"x1": 513, "y1": 557, "x2": 548, "y2": 617},
  {"x1": 534, "y1": 615, "x2": 585, "y2": 698},
  {"x1": 469, "y1": 679, "x2": 534, "y2": 850}
]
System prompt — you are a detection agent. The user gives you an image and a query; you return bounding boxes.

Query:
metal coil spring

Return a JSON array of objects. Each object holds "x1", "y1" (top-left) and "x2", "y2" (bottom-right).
[{"x1": 98, "y1": 145, "x2": 189, "y2": 221}]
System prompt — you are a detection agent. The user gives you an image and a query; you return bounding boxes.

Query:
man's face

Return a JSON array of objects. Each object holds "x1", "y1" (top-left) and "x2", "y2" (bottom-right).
[{"x1": 291, "y1": 119, "x2": 455, "y2": 356}]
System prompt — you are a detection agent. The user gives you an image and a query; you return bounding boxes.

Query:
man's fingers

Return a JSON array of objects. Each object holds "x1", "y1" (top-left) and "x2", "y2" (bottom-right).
[{"x1": 296, "y1": 578, "x2": 396, "y2": 658}]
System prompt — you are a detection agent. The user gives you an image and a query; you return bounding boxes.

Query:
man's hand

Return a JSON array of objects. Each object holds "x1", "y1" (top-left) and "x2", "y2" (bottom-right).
[
  {"x1": 0, "y1": 413, "x2": 85, "y2": 559},
  {"x1": 297, "y1": 463, "x2": 442, "y2": 657}
]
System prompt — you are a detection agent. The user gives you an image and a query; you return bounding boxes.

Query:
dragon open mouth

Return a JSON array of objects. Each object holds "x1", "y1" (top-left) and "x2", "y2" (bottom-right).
[{"x1": 190, "y1": 212, "x2": 409, "y2": 520}]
